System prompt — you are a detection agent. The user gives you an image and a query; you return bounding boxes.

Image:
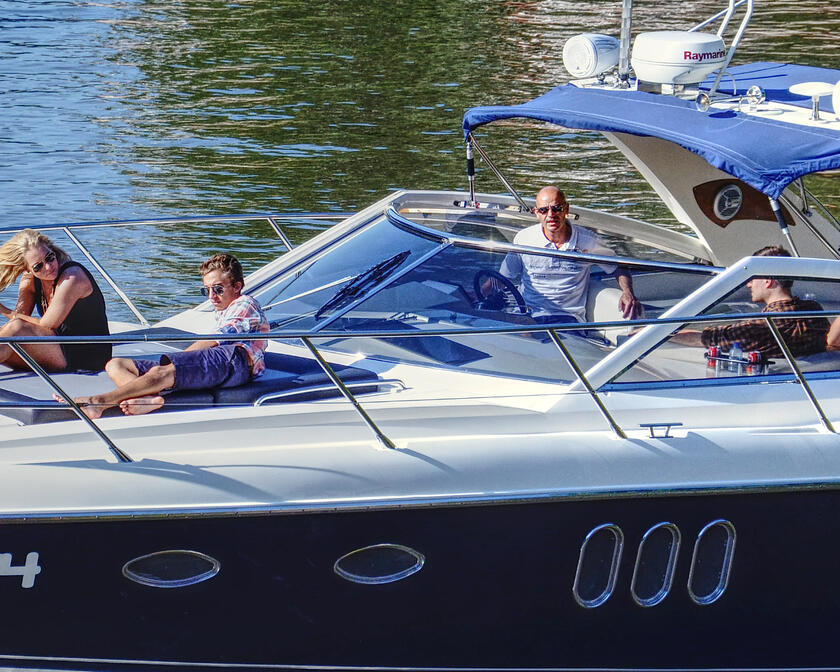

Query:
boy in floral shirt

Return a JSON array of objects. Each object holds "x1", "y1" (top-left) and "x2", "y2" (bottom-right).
[{"x1": 65, "y1": 253, "x2": 269, "y2": 417}]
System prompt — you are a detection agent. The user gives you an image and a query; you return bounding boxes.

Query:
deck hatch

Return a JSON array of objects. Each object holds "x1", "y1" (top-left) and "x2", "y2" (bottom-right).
[
  {"x1": 573, "y1": 523, "x2": 624, "y2": 608},
  {"x1": 688, "y1": 519, "x2": 736, "y2": 605},
  {"x1": 122, "y1": 550, "x2": 220, "y2": 588},
  {"x1": 631, "y1": 522, "x2": 681, "y2": 607},
  {"x1": 334, "y1": 543, "x2": 424, "y2": 585}
]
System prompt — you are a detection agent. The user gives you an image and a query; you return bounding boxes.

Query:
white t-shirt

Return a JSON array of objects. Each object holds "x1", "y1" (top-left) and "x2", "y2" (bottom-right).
[{"x1": 499, "y1": 222, "x2": 616, "y2": 321}]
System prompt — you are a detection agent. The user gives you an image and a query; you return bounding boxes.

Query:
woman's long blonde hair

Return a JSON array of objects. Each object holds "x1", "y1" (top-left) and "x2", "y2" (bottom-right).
[{"x1": 0, "y1": 230, "x2": 70, "y2": 291}]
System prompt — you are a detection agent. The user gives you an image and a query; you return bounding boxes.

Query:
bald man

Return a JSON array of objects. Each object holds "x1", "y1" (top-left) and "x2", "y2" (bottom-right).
[{"x1": 500, "y1": 186, "x2": 638, "y2": 323}]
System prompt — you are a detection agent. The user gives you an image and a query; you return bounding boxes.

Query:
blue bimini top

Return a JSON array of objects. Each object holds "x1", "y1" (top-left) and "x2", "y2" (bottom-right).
[{"x1": 462, "y1": 62, "x2": 840, "y2": 200}]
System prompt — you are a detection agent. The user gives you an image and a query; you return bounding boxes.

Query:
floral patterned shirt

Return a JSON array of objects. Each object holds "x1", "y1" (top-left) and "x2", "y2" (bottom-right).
[{"x1": 214, "y1": 294, "x2": 270, "y2": 377}]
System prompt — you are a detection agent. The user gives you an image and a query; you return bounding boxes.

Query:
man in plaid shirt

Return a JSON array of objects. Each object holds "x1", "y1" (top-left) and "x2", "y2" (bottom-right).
[
  {"x1": 673, "y1": 246, "x2": 829, "y2": 358},
  {"x1": 64, "y1": 253, "x2": 269, "y2": 418}
]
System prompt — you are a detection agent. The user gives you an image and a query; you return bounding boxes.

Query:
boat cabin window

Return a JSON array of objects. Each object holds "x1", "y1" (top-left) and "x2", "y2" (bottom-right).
[
  {"x1": 397, "y1": 203, "x2": 703, "y2": 265},
  {"x1": 610, "y1": 275, "x2": 840, "y2": 386}
]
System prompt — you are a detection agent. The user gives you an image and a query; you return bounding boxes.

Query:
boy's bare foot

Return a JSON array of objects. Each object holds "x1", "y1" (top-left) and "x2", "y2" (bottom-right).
[
  {"x1": 52, "y1": 393, "x2": 106, "y2": 420},
  {"x1": 119, "y1": 395, "x2": 165, "y2": 416}
]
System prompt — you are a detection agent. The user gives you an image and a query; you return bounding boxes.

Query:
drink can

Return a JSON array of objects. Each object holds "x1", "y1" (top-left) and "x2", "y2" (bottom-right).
[
  {"x1": 706, "y1": 345, "x2": 719, "y2": 366},
  {"x1": 747, "y1": 350, "x2": 761, "y2": 364}
]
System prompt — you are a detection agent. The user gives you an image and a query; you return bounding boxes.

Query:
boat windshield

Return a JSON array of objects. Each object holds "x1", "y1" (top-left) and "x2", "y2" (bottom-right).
[
  {"x1": 253, "y1": 216, "x2": 440, "y2": 330},
  {"x1": 247, "y1": 211, "x2": 728, "y2": 381}
]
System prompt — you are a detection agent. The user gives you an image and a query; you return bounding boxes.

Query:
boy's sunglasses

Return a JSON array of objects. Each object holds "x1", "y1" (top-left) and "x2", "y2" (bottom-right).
[
  {"x1": 200, "y1": 284, "x2": 228, "y2": 297},
  {"x1": 534, "y1": 204, "x2": 568, "y2": 215},
  {"x1": 31, "y1": 251, "x2": 57, "y2": 273}
]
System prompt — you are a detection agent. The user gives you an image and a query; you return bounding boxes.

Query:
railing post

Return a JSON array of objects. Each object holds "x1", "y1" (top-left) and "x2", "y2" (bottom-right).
[
  {"x1": 267, "y1": 217, "x2": 296, "y2": 252},
  {"x1": 62, "y1": 227, "x2": 150, "y2": 327},
  {"x1": 766, "y1": 318, "x2": 835, "y2": 434},
  {"x1": 7, "y1": 342, "x2": 132, "y2": 463},
  {"x1": 547, "y1": 328, "x2": 627, "y2": 439},
  {"x1": 300, "y1": 337, "x2": 396, "y2": 449}
]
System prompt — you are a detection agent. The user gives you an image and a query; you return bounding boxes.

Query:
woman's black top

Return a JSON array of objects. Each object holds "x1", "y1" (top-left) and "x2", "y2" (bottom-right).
[{"x1": 34, "y1": 261, "x2": 111, "y2": 371}]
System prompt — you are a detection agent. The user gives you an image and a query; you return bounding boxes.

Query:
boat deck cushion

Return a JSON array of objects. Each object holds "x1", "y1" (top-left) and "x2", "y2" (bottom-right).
[
  {"x1": 211, "y1": 352, "x2": 380, "y2": 405},
  {"x1": 0, "y1": 349, "x2": 380, "y2": 425}
]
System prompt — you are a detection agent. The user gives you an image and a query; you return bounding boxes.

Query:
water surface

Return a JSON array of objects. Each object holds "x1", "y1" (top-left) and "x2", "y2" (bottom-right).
[{"x1": 0, "y1": 0, "x2": 838, "y2": 318}]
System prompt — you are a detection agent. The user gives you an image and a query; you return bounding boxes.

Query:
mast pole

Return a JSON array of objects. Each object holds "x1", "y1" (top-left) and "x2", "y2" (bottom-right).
[{"x1": 617, "y1": 0, "x2": 633, "y2": 86}]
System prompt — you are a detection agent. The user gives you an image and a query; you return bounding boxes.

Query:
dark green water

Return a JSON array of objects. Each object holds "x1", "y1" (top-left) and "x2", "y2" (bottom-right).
[{"x1": 1, "y1": 0, "x2": 838, "y2": 319}]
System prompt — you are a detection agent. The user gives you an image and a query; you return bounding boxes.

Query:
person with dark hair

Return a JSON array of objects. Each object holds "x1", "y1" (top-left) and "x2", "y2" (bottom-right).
[
  {"x1": 60, "y1": 253, "x2": 268, "y2": 418},
  {"x1": 672, "y1": 245, "x2": 829, "y2": 357},
  {"x1": 0, "y1": 229, "x2": 110, "y2": 372}
]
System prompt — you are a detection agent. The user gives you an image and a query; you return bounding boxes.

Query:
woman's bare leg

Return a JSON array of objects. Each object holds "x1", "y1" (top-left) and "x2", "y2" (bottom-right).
[{"x1": 0, "y1": 319, "x2": 67, "y2": 371}]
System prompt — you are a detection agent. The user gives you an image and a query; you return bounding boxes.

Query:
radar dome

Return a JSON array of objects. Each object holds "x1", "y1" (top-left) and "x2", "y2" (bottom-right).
[{"x1": 631, "y1": 31, "x2": 726, "y2": 85}]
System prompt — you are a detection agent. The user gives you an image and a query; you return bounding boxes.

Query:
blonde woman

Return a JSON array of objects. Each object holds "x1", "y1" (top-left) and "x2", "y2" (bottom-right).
[{"x1": 0, "y1": 229, "x2": 110, "y2": 372}]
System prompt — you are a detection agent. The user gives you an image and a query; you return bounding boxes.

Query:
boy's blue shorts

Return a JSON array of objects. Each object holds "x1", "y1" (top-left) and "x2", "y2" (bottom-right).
[{"x1": 133, "y1": 344, "x2": 250, "y2": 391}]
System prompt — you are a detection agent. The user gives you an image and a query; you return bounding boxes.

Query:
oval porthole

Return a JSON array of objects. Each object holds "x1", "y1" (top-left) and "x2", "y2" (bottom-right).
[
  {"x1": 573, "y1": 523, "x2": 624, "y2": 608},
  {"x1": 334, "y1": 543, "x2": 424, "y2": 585},
  {"x1": 631, "y1": 522, "x2": 681, "y2": 607},
  {"x1": 122, "y1": 550, "x2": 220, "y2": 588},
  {"x1": 688, "y1": 519, "x2": 736, "y2": 605}
]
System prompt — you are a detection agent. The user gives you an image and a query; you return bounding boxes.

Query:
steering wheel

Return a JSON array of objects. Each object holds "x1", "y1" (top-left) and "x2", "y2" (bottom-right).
[{"x1": 473, "y1": 269, "x2": 528, "y2": 315}]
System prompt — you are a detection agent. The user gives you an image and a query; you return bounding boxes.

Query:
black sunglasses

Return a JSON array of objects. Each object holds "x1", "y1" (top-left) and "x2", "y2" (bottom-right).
[
  {"x1": 200, "y1": 283, "x2": 229, "y2": 297},
  {"x1": 31, "y1": 251, "x2": 56, "y2": 273},
  {"x1": 534, "y1": 204, "x2": 568, "y2": 215}
]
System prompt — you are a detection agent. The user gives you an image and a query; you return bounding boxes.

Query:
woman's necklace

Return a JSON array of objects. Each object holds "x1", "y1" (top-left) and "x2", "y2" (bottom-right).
[{"x1": 41, "y1": 279, "x2": 55, "y2": 309}]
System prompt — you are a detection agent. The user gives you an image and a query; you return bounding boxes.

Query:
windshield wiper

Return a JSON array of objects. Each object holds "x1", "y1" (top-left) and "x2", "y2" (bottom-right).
[{"x1": 314, "y1": 250, "x2": 411, "y2": 319}]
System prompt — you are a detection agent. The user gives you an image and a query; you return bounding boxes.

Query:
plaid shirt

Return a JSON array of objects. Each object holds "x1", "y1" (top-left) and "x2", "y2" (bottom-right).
[
  {"x1": 215, "y1": 294, "x2": 270, "y2": 377},
  {"x1": 701, "y1": 297, "x2": 829, "y2": 358}
]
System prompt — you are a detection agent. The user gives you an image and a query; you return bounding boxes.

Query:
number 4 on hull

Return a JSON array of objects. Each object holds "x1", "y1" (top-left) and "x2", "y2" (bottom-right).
[{"x1": 0, "y1": 552, "x2": 41, "y2": 588}]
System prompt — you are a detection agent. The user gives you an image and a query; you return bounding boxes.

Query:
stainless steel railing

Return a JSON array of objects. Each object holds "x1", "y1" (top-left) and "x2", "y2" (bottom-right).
[{"x1": 2, "y1": 308, "x2": 838, "y2": 462}]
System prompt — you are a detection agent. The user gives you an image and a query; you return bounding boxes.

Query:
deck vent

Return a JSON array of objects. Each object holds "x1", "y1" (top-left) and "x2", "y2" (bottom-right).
[
  {"x1": 334, "y1": 543, "x2": 424, "y2": 585},
  {"x1": 122, "y1": 550, "x2": 220, "y2": 588}
]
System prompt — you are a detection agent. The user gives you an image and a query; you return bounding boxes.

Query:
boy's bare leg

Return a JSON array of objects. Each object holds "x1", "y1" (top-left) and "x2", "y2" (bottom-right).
[
  {"x1": 119, "y1": 396, "x2": 166, "y2": 416},
  {"x1": 105, "y1": 357, "x2": 164, "y2": 416},
  {"x1": 104, "y1": 357, "x2": 143, "y2": 386},
  {"x1": 59, "y1": 363, "x2": 176, "y2": 420}
]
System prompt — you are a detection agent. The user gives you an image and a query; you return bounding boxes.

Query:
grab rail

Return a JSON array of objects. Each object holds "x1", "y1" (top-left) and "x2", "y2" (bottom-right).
[
  {"x1": 4, "y1": 342, "x2": 131, "y2": 463},
  {"x1": 689, "y1": 0, "x2": 748, "y2": 32},
  {"x1": 2, "y1": 305, "x2": 839, "y2": 459},
  {"x1": 706, "y1": 0, "x2": 754, "y2": 97}
]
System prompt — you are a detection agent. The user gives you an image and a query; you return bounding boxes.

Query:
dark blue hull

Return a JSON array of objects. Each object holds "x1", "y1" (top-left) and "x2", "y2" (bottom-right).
[{"x1": 0, "y1": 486, "x2": 838, "y2": 671}]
